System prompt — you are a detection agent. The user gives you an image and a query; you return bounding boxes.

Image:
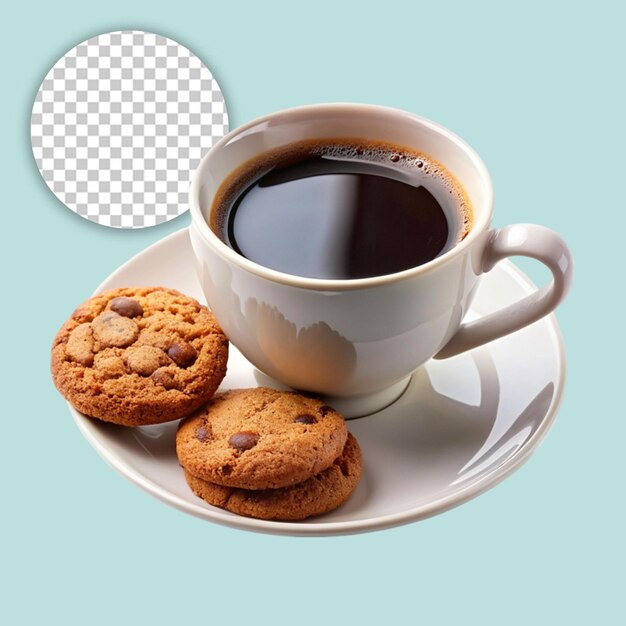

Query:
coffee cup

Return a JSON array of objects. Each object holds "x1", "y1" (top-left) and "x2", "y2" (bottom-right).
[{"x1": 189, "y1": 103, "x2": 573, "y2": 417}]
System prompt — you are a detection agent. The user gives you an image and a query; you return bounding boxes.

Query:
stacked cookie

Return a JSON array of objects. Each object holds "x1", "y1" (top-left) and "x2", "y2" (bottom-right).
[
  {"x1": 51, "y1": 287, "x2": 229, "y2": 426},
  {"x1": 176, "y1": 388, "x2": 362, "y2": 521},
  {"x1": 52, "y1": 288, "x2": 362, "y2": 522}
]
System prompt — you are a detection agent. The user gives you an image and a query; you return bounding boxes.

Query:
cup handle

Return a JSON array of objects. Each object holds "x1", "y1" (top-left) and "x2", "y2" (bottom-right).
[{"x1": 435, "y1": 224, "x2": 573, "y2": 359}]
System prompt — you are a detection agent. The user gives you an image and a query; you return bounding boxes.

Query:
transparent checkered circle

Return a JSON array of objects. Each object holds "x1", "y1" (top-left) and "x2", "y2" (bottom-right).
[{"x1": 31, "y1": 31, "x2": 229, "y2": 228}]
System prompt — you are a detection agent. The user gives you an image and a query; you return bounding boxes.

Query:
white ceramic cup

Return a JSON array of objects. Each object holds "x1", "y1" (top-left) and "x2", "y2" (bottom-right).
[{"x1": 189, "y1": 103, "x2": 573, "y2": 417}]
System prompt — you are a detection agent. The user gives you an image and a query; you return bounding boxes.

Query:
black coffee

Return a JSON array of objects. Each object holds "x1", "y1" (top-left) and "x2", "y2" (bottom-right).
[{"x1": 211, "y1": 140, "x2": 472, "y2": 279}]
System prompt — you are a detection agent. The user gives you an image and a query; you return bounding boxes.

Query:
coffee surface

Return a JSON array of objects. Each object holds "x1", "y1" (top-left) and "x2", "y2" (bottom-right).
[{"x1": 212, "y1": 140, "x2": 472, "y2": 280}]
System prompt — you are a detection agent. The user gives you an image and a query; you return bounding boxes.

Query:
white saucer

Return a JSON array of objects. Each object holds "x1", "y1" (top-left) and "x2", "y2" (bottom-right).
[{"x1": 69, "y1": 229, "x2": 566, "y2": 536}]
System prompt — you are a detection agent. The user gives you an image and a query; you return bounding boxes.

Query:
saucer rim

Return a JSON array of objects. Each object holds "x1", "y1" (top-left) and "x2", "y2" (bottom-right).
[{"x1": 70, "y1": 228, "x2": 566, "y2": 536}]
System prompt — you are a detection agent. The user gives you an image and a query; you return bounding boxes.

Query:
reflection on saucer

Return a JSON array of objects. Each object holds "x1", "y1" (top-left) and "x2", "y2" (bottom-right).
[{"x1": 72, "y1": 229, "x2": 566, "y2": 536}]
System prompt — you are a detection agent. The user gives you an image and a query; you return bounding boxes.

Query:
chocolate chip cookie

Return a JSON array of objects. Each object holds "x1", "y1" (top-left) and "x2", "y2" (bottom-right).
[
  {"x1": 51, "y1": 287, "x2": 228, "y2": 426},
  {"x1": 176, "y1": 388, "x2": 348, "y2": 490},
  {"x1": 183, "y1": 433, "x2": 362, "y2": 521}
]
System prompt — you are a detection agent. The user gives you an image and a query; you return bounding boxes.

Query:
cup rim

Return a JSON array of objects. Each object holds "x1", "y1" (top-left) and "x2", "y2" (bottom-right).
[{"x1": 189, "y1": 103, "x2": 494, "y2": 291}]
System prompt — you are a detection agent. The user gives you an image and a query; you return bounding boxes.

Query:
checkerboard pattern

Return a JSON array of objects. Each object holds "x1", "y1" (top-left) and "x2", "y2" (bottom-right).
[{"x1": 31, "y1": 31, "x2": 229, "y2": 228}]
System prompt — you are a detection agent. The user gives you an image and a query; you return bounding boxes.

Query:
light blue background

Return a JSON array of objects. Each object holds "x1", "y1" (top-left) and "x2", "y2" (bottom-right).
[{"x1": 2, "y1": 1, "x2": 623, "y2": 623}]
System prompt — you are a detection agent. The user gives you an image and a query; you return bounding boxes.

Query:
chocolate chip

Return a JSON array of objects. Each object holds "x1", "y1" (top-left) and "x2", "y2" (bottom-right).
[
  {"x1": 150, "y1": 368, "x2": 178, "y2": 389},
  {"x1": 195, "y1": 426, "x2": 210, "y2": 442},
  {"x1": 228, "y1": 431, "x2": 259, "y2": 451},
  {"x1": 294, "y1": 414, "x2": 317, "y2": 424},
  {"x1": 167, "y1": 341, "x2": 197, "y2": 368},
  {"x1": 110, "y1": 296, "x2": 143, "y2": 318},
  {"x1": 318, "y1": 405, "x2": 334, "y2": 416}
]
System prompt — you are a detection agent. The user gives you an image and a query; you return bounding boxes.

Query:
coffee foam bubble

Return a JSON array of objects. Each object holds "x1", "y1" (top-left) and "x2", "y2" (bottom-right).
[
  {"x1": 310, "y1": 141, "x2": 472, "y2": 236},
  {"x1": 211, "y1": 137, "x2": 473, "y2": 241}
]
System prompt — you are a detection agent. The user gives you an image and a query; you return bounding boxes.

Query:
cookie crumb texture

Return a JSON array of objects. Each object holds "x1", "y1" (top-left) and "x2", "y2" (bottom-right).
[
  {"x1": 184, "y1": 433, "x2": 362, "y2": 521},
  {"x1": 176, "y1": 388, "x2": 348, "y2": 490},
  {"x1": 51, "y1": 287, "x2": 228, "y2": 426}
]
